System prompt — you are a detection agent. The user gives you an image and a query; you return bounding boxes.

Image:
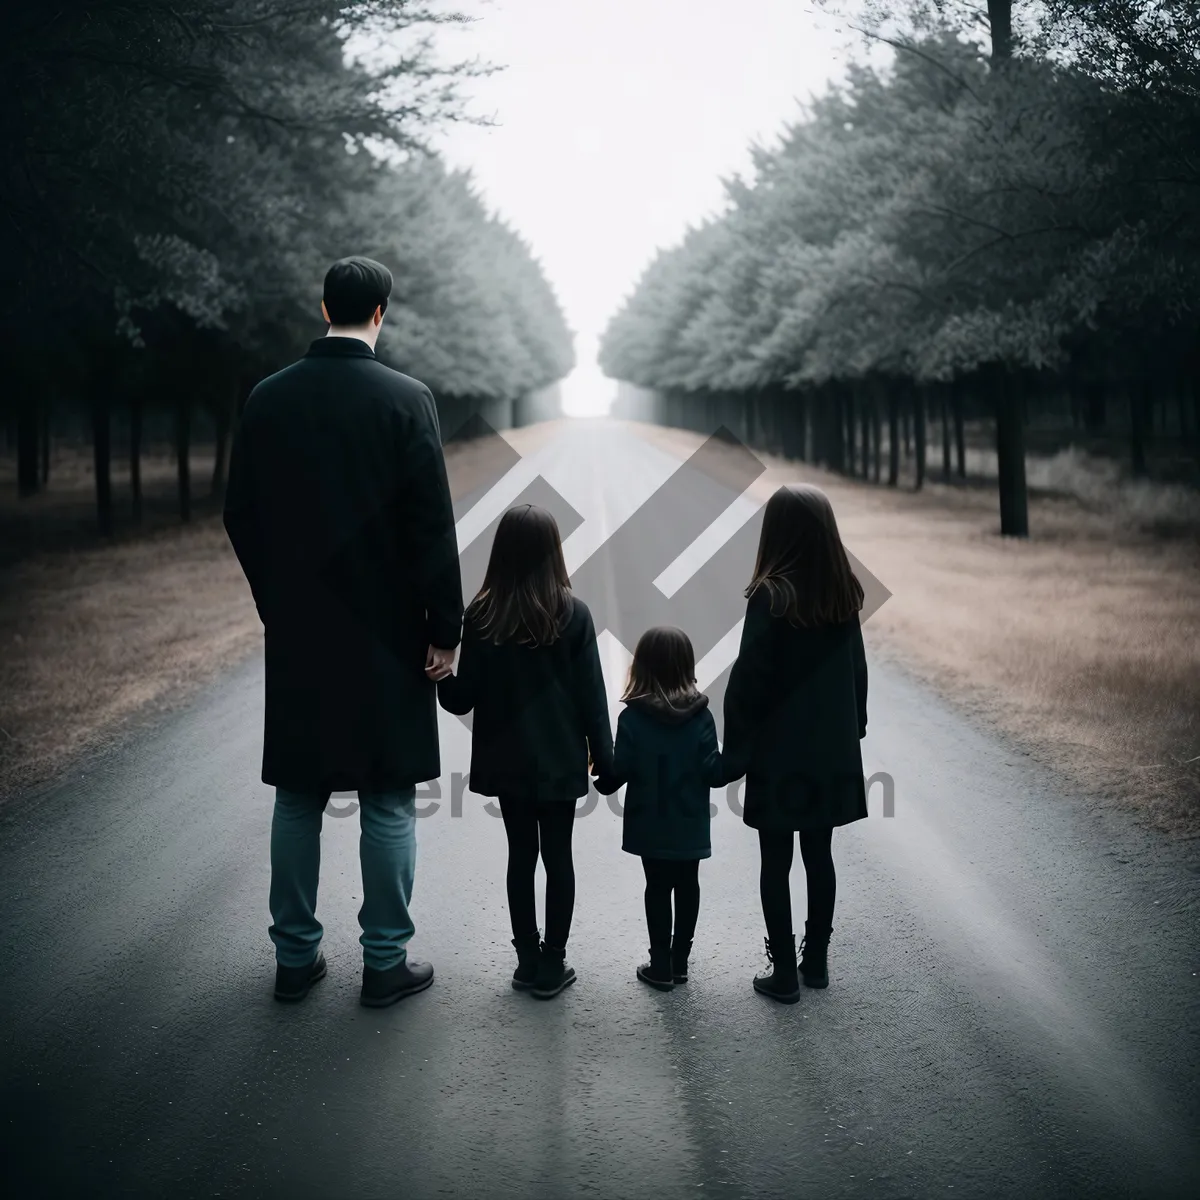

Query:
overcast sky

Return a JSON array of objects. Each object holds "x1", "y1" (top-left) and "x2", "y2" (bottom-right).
[{"x1": 431, "y1": 0, "x2": 869, "y2": 415}]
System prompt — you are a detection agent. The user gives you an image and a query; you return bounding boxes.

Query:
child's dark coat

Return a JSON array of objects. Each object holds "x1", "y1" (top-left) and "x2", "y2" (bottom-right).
[
  {"x1": 722, "y1": 589, "x2": 869, "y2": 832},
  {"x1": 609, "y1": 694, "x2": 723, "y2": 861},
  {"x1": 436, "y1": 595, "x2": 614, "y2": 801}
]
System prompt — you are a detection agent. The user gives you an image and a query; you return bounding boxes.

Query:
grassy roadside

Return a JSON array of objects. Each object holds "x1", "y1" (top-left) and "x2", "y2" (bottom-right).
[{"x1": 636, "y1": 421, "x2": 1200, "y2": 838}]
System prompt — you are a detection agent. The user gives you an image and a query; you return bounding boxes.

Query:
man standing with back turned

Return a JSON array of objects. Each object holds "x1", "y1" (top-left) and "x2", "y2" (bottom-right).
[{"x1": 224, "y1": 257, "x2": 463, "y2": 1007}]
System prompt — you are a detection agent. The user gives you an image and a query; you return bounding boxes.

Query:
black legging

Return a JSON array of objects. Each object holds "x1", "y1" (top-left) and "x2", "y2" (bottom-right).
[
  {"x1": 498, "y1": 796, "x2": 577, "y2": 949},
  {"x1": 642, "y1": 858, "x2": 701, "y2": 951},
  {"x1": 758, "y1": 827, "x2": 835, "y2": 946}
]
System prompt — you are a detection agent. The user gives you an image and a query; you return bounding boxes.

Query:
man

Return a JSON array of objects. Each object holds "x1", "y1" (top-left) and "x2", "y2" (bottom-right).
[{"x1": 224, "y1": 256, "x2": 462, "y2": 1007}]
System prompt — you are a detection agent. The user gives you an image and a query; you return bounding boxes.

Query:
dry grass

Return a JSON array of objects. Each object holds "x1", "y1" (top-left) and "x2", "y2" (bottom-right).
[
  {"x1": 0, "y1": 432, "x2": 530, "y2": 800},
  {"x1": 637, "y1": 422, "x2": 1200, "y2": 837}
]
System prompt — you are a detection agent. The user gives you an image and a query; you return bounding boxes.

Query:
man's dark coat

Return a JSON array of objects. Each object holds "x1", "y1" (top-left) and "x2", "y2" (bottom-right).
[
  {"x1": 722, "y1": 589, "x2": 869, "y2": 832},
  {"x1": 223, "y1": 336, "x2": 463, "y2": 794}
]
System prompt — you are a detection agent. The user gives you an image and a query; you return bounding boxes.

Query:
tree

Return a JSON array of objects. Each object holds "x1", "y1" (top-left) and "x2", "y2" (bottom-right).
[{"x1": 599, "y1": 1, "x2": 1199, "y2": 534}]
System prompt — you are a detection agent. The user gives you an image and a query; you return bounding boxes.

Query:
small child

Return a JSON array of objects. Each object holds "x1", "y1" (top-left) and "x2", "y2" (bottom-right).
[
  {"x1": 597, "y1": 627, "x2": 723, "y2": 991},
  {"x1": 432, "y1": 504, "x2": 614, "y2": 1000}
]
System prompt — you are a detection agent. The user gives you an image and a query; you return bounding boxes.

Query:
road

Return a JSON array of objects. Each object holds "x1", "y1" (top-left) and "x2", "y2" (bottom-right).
[{"x1": 2, "y1": 420, "x2": 1198, "y2": 1199}]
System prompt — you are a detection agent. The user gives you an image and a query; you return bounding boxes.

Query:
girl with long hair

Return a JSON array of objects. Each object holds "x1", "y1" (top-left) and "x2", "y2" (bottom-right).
[
  {"x1": 433, "y1": 504, "x2": 614, "y2": 999},
  {"x1": 722, "y1": 484, "x2": 868, "y2": 1003}
]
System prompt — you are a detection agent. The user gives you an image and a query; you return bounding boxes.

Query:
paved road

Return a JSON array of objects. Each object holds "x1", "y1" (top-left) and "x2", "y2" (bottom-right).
[{"x1": 2, "y1": 421, "x2": 1198, "y2": 1199}]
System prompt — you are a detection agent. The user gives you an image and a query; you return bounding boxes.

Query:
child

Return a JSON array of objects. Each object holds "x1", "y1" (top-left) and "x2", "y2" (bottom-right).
[
  {"x1": 596, "y1": 627, "x2": 723, "y2": 992},
  {"x1": 722, "y1": 484, "x2": 868, "y2": 1003},
  {"x1": 432, "y1": 504, "x2": 614, "y2": 1000}
]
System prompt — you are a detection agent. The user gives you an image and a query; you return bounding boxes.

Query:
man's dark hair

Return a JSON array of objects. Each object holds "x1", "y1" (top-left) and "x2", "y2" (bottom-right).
[{"x1": 322, "y1": 256, "x2": 393, "y2": 325}]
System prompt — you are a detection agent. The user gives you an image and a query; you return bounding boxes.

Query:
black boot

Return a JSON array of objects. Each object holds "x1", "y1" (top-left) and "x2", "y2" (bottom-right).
[
  {"x1": 752, "y1": 936, "x2": 800, "y2": 1004},
  {"x1": 274, "y1": 951, "x2": 327, "y2": 1002},
  {"x1": 531, "y1": 942, "x2": 576, "y2": 999},
  {"x1": 511, "y1": 932, "x2": 541, "y2": 991},
  {"x1": 799, "y1": 922, "x2": 830, "y2": 989},
  {"x1": 637, "y1": 946, "x2": 675, "y2": 992},
  {"x1": 670, "y1": 937, "x2": 693, "y2": 984},
  {"x1": 360, "y1": 958, "x2": 435, "y2": 1007}
]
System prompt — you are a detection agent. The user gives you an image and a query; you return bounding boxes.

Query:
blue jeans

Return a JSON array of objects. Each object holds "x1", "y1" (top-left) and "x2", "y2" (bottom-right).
[{"x1": 269, "y1": 787, "x2": 417, "y2": 971}]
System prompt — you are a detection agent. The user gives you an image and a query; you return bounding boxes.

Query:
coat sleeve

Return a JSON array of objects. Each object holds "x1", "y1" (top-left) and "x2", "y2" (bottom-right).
[
  {"x1": 436, "y1": 625, "x2": 479, "y2": 715},
  {"x1": 573, "y1": 606, "x2": 615, "y2": 779},
  {"x1": 222, "y1": 402, "x2": 267, "y2": 623},
  {"x1": 853, "y1": 613, "x2": 868, "y2": 738},
  {"x1": 698, "y1": 709, "x2": 724, "y2": 789},
  {"x1": 607, "y1": 709, "x2": 634, "y2": 790},
  {"x1": 397, "y1": 386, "x2": 463, "y2": 651},
  {"x1": 720, "y1": 590, "x2": 776, "y2": 781}
]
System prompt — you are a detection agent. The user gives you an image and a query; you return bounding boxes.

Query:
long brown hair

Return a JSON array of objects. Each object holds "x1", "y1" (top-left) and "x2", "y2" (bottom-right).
[
  {"x1": 746, "y1": 485, "x2": 863, "y2": 627},
  {"x1": 467, "y1": 504, "x2": 572, "y2": 645},
  {"x1": 622, "y1": 626, "x2": 702, "y2": 707}
]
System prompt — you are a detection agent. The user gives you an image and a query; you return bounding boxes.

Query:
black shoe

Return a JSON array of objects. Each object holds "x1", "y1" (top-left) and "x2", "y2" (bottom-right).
[
  {"x1": 274, "y1": 951, "x2": 327, "y2": 1002},
  {"x1": 531, "y1": 943, "x2": 576, "y2": 999},
  {"x1": 360, "y1": 958, "x2": 435, "y2": 1008},
  {"x1": 512, "y1": 933, "x2": 541, "y2": 991},
  {"x1": 671, "y1": 937, "x2": 693, "y2": 984},
  {"x1": 752, "y1": 936, "x2": 801, "y2": 1004},
  {"x1": 799, "y1": 921, "x2": 830, "y2": 989},
  {"x1": 637, "y1": 948, "x2": 674, "y2": 992}
]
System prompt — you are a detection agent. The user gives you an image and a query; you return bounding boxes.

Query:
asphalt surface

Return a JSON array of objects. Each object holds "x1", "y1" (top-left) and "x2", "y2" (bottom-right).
[{"x1": 2, "y1": 420, "x2": 1198, "y2": 1200}]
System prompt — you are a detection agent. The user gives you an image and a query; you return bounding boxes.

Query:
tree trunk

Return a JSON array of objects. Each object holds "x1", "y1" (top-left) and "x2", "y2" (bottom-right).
[
  {"x1": 40, "y1": 404, "x2": 51, "y2": 485},
  {"x1": 176, "y1": 400, "x2": 192, "y2": 523},
  {"x1": 1131, "y1": 381, "x2": 1149, "y2": 479},
  {"x1": 887, "y1": 384, "x2": 900, "y2": 487},
  {"x1": 827, "y1": 384, "x2": 846, "y2": 473},
  {"x1": 941, "y1": 383, "x2": 952, "y2": 481},
  {"x1": 988, "y1": 0, "x2": 1013, "y2": 63},
  {"x1": 129, "y1": 391, "x2": 143, "y2": 524},
  {"x1": 952, "y1": 378, "x2": 966, "y2": 479},
  {"x1": 914, "y1": 384, "x2": 927, "y2": 491},
  {"x1": 210, "y1": 385, "x2": 237, "y2": 498},
  {"x1": 995, "y1": 368, "x2": 1029, "y2": 537},
  {"x1": 780, "y1": 392, "x2": 799, "y2": 460},
  {"x1": 1193, "y1": 378, "x2": 1200, "y2": 459},
  {"x1": 812, "y1": 389, "x2": 826, "y2": 465},
  {"x1": 860, "y1": 388, "x2": 872, "y2": 480},
  {"x1": 872, "y1": 389, "x2": 882, "y2": 482},
  {"x1": 16, "y1": 397, "x2": 39, "y2": 497},
  {"x1": 1085, "y1": 382, "x2": 1106, "y2": 433},
  {"x1": 92, "y1": 381, "x2": 113, "y2": 537},
  {"x1": 843, "y1": 382, "x2": 856, "y2": 476},
  {"x1": 1190, "y1": 377, "x2": 1200, "y2": 455}
]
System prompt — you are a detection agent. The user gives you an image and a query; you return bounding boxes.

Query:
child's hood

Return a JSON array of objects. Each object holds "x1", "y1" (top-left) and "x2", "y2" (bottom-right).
[{"x1": 625, "y1": 693, "x2": 710, "y2": 727}]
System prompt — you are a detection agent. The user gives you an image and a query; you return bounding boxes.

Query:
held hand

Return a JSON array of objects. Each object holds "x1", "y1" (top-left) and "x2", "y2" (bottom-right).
[{"x1": 425, "y1": 645, "x2": 455, "y2": 682}]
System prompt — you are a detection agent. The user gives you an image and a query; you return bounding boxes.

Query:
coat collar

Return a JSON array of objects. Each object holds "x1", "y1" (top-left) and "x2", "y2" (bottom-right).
[
  {"x1": 305, "y1": 336, "x2": 376, "y2": 360},
  {"x1": 625, "y1": 692, "x2": 710, "y2": 726}
]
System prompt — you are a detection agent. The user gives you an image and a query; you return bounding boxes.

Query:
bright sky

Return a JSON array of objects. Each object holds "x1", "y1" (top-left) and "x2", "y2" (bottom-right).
[{"x1": 432, "y1": 0, "x2": 861, "y2": 416}]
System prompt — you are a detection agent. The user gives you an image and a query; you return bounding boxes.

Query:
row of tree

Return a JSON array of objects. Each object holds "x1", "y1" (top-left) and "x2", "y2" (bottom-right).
[
  {"x1": 599, "y1": 1, "x2": 1200, "y2": 534},
  {"x1": 3, "y1": 1, "x2": 573, "y2": 533}
]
